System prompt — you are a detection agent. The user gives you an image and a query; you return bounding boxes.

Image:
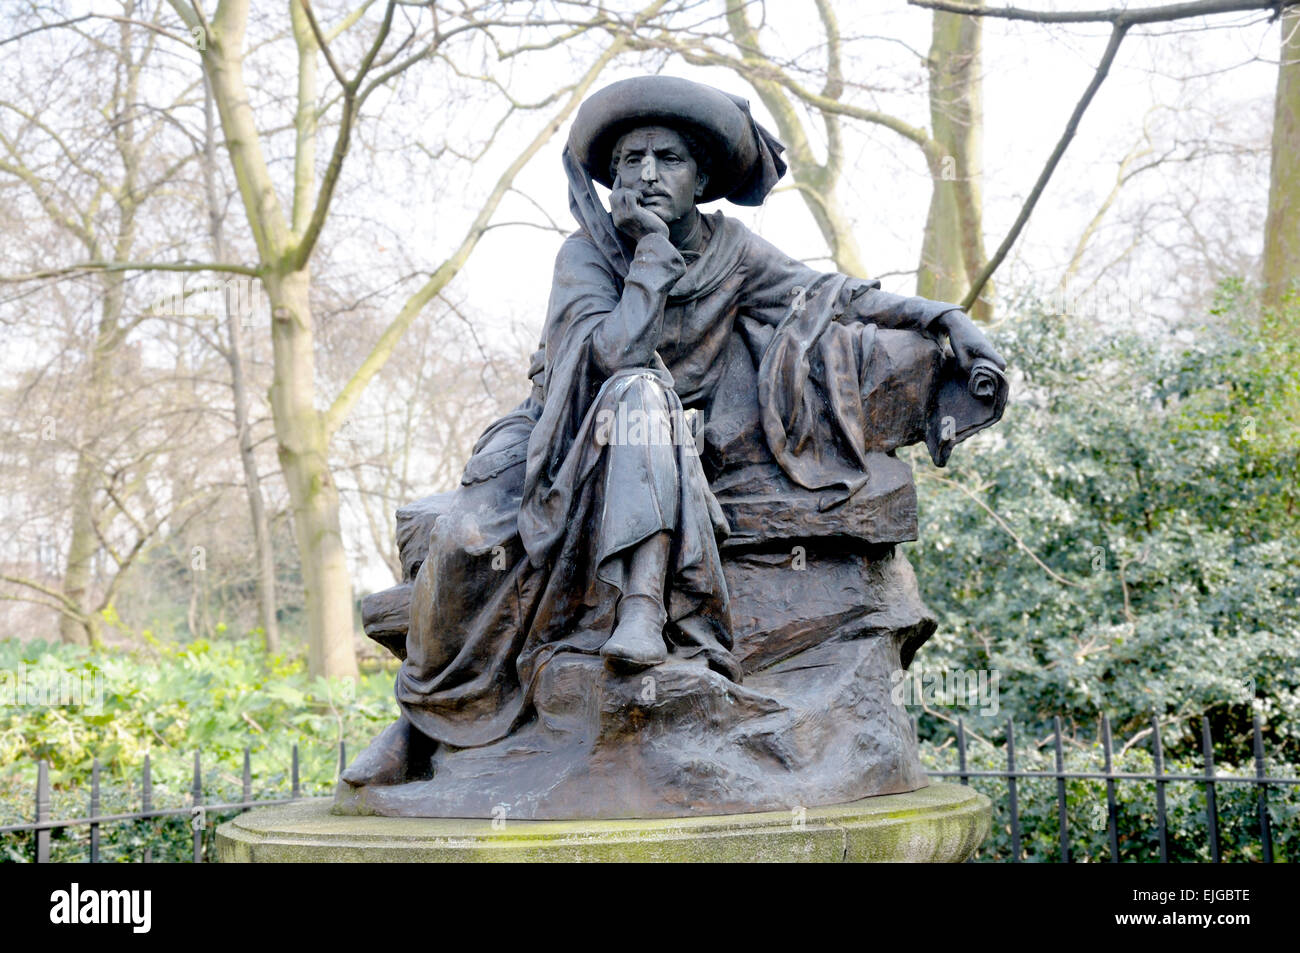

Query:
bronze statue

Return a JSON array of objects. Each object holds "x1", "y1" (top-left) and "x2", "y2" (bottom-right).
[{"x1": 337, "y1": 76, "x2": 1007, "y2": 820}]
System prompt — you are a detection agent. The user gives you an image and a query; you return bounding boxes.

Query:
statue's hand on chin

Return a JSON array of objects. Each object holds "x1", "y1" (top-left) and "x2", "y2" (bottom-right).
[{"x1": 610, "y1": 174, "x2": 670, "y2": 244}]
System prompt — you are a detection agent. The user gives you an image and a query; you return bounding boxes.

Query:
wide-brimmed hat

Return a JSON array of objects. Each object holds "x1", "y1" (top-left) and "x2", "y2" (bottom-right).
[{"x1": 568, "y1": 75, "x2": 787, "y2": 206}]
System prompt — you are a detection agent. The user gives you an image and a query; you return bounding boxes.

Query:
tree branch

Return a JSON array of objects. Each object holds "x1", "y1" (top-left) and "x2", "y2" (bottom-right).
[
  {"x1": 918, "y1": 470, "x2": 1081, "y2": 588},
  {"x1": 290, "y1": 0, "x2": 397, "y2": 268},
  {"x1": 907, "y1": 0, "x2": 1299, "y2": 309},
  {"x1": 961, "y1": 23, "x2": 1127, "y2": 309},
  {"x1": 0, "y1": 574, "x2": 91, "y2": 622},
  {"x1": 0, "y1": 261, "x2": 259, "y2": 284},
  {"x1": 907, "y1": 0, "x2": 1298, "y2": 25}
]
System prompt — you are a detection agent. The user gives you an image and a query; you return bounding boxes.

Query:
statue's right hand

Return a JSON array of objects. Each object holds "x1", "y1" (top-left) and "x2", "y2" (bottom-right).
[{"x1": 610, "y1": 174, "x2": 670, "y2": 244}]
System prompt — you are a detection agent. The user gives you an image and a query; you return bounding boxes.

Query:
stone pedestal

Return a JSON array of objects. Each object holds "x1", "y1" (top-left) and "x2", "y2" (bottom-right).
[{"x1": 218, "y1": 783, "x2": 990, "y2": 862}]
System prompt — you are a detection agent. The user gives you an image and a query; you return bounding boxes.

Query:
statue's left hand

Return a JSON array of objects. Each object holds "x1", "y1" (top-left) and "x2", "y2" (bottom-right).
[{"x1": 939, "y1": 310, "x2": 1006, "y2": 377}]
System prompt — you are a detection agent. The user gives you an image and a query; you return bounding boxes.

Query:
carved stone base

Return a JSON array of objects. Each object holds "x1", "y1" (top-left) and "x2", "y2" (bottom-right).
[
  {"x1": 219, "y1": 784, "x2": 990, "y2": 862},
  {"x1": 342, "y1": 543, "x2": 938, "y2": 820},
  {"x1": 336, "y1": 631, "x2": 925, "y2": 821}
]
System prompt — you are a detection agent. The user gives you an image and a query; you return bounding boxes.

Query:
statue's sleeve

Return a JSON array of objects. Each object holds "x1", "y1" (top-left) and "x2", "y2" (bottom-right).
[
  {"x1": 548, "y1": 233, "x2": 686, "y2": 377},
  {"x1": 843, "y1": 284, "x2": 962, "y2": 334},
  {"x1": 736, "y1": 228, "x2": 961, "y2": 333}
]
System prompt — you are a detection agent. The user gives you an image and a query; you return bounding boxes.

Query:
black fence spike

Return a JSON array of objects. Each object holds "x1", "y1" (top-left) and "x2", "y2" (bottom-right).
[
  {"x1": 1054, "y1": 716, "x2": 1069, "y2": 863},
  {"x1": 191, "y1": 750, "x2": 203, "y2": 863},
  {"x1": 1102, "y1": 714, "x2": 1119, "y2": 863},
  {"x1": 35, "y1": 760, "x2": 49, "y2": 863},
  {"x1": 142, "y1": 754, "x2": 152, "y2": 864},
  {"x1": 1201, "y1": 716, "x2": 1220, "y2": 864},
  {"x1": 89, "y1": 758, "x2": 100, "y2": 864},
  {"x1": 1253, "y1": 713, "x2": 1273, "y2": 863},
  {"x1": 1006, "y1": 719, "x2": 1021, "y2": 862},
  {"x1": 1152, "y1": 712, "x2": 1168, "y2": 863},
  {"x1": 957, "y1": 719, "x2": 969, "y2": 786}
]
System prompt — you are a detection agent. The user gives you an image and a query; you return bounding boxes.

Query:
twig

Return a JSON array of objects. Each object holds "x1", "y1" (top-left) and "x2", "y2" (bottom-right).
[{"x1": 918, "y1": 471, "x2": 1081, "y2": 587}]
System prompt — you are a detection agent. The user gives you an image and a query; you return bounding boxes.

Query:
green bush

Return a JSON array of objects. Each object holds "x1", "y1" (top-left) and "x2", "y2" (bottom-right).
[
  {"x1": 903, "y1": 282, "x2": 1300, "y2": 861},
  {"x1": 908, "y1": 284, "x2": 1300, "y2": 771},
  {"x1": 0, "y1": 635, "x2": 399, "y2": 862}
]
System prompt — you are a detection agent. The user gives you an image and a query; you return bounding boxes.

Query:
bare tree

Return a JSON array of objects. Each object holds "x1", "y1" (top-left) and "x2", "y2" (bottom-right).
[
  {"x1": 1263, "y1": 5, "x2": 1300, "y2": 312},
  {"x1": 908, "y1": 0, "x2": 1300, "y2": 308},
  {"x1": 0, "y1": 1, "x2": 205, "y2": 643},
  {"x1": 154, "y1": 0, "x2": 667, "y2": 677},
  {"x1": 198, "y1": 70, "x2": 281, "y2": 653}
]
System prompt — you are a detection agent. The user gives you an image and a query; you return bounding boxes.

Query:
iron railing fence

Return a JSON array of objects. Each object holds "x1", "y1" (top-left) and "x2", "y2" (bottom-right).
[
  {"x1": 1, "y1": 742, "x2": 350, "y2": 862},
  {"x1": 3, "y1": 714, "x2": 1294, "y2": 862},
  {"x1": 924, "y1": 713, "x2": 1295, "y2": 863}
]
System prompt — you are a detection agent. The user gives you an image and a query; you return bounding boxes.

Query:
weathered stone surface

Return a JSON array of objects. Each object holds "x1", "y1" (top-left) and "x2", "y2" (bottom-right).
[
  {"x1": 344, "y1": 543, "x2": 937, "y2": 820},
  {"x1": 724, "y1": 543, "x2": 935, "y2": 674},
  {"x1": 336, "y1": 630, "x2": 925, "y2": 821},
  {"x1": 711, "y1": 459, "x2": 919, "y2": 547},
  {"x1": 220, "y1": 783, "x2": 991, "y2": 862}
]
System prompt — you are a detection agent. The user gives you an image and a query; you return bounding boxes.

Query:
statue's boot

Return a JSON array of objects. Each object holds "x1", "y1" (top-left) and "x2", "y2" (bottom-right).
[
  {"x1": 602, "y1": 594, "x2": 669, "y2": 670},
  {"x1": 340, "y1": 716, "x2": 435, "y2": 787},
  {"x1": 601, "y1": 532, "x2": 670, "y2": 671}
]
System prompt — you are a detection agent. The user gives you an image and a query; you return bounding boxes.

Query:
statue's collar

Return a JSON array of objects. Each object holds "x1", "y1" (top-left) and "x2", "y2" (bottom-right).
[
  {"x1": 675, "y1": 211, "x2": 709, "y2": 258},
  {"x1": 669, "y1": 211, "x2": 743, "y2": 303}
]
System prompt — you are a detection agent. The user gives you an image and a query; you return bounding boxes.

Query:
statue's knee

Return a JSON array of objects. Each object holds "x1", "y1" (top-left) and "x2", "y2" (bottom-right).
[
  {"x1": 617, "y1": 372, "x2": 673, "y2": 414},
  {"x1": 593, "y1": 373, "x2": 684, "y2": 454}
]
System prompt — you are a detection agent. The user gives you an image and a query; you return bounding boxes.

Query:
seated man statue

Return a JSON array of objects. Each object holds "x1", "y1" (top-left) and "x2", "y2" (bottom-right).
[{"x1": 339, "y1": 76, "x2": 1007, "y2": 819}]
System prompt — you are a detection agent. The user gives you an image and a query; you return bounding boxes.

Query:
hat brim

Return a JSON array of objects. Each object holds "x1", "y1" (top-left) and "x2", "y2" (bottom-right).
[{"x1": 569, "y1": 76, "x2": 760, "y2": 205}]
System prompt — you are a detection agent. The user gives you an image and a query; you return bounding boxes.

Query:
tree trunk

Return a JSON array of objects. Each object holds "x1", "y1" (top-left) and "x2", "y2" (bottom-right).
[
  {"x1": 194, "y1": 4, "x2": 356, "y2": 678},
  {"x1": 230, "y1": 306, "x2": 282, "y2": 655},
  {"x1": 723, "y1": 1, "x2": 868, "y2": 277},
  {"x1": 266, "y1": 268, "x2": 358, "y2": 679},
  {"x1": 797, "y1": 168, "x2": 869, "y2": 278},
  {"x1": 1263, "y1": 7, "x2": 1300, "y2": 313},
  {"x1": 58, "y1": 268, "x2": 126, "y2": 645},
  {"x1": 186, "y1": 0, "x2": 624, "y2": 679},
  {"x1": 59, "y1": 452, "x2": 98, "y2": 645},
  {"x1": 921, "y1": 6, "x2": 993, "y2": 322}
]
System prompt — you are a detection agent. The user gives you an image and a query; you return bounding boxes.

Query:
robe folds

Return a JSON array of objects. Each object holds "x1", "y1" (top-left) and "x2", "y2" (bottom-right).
[{"x1": 396, "y1": 209, "x2": 965, "y2": 751}]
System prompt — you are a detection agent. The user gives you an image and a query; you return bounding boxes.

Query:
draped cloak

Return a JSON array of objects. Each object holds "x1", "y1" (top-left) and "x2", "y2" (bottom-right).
[{"x1": 394, "y1": 151, "x2": 970, "y2": 751}]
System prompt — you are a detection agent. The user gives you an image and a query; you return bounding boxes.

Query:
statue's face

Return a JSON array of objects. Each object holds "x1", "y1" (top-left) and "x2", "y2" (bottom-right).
[{"x1": 611, "y1": 125, "x2": 708, "y2": 226}]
